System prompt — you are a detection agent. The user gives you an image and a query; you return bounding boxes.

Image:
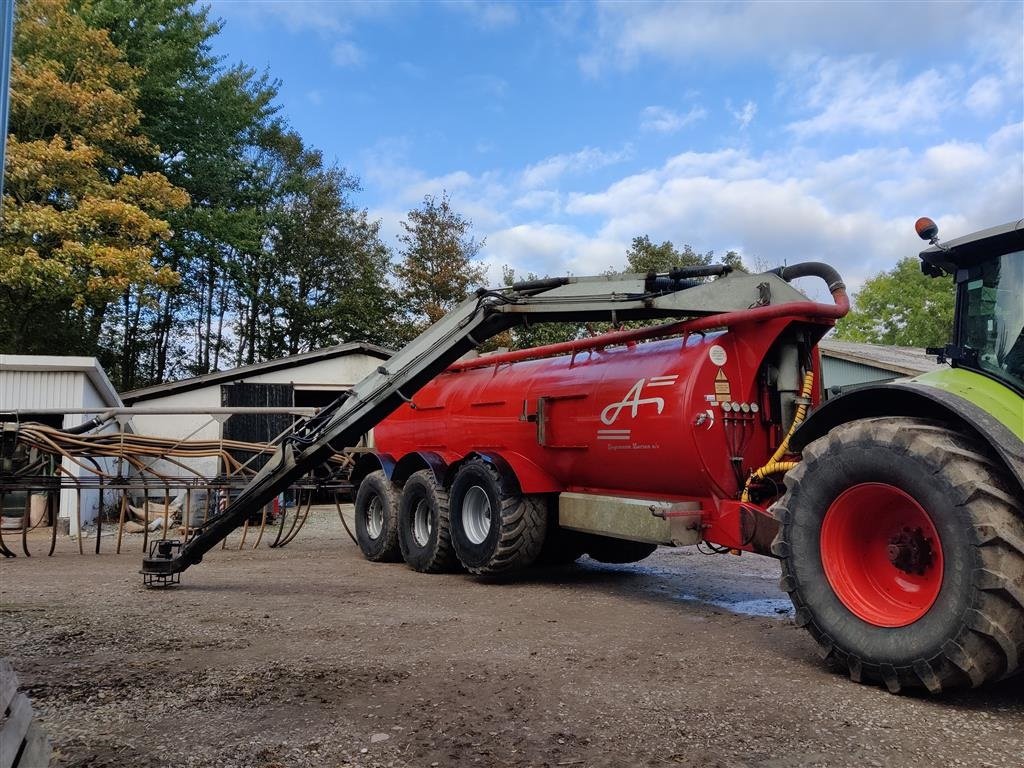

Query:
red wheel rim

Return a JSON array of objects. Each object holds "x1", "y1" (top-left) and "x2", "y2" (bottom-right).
[{"x1": 820, "y1": 483, "x2": 943, "y2": 627}]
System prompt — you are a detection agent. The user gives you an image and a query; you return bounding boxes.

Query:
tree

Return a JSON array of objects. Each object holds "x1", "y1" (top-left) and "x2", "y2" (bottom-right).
[
  {"x1": 2, "y1": 0, "x2": 406, "y2": 387},
  {"x1": 499, "y1": 235, "x2": 720, "y2": 351},
  {"x1": 625, "y1": 235, "x2": 713, "y2": 273},
  {"x1": 80, "y1": 0, "x2": 282, "y2": 386},
  {"x1": 498, "y1": 266, "x2": 582, "y2": 350},
  {"x1": 835, "y1": 257, "x2": 955, "y2": 347},
  {"x1": 394, "y1": 193, "x2": 486, "y2": 339},
  {"x1": 0, "y1": 0, "x2": 188, "y2": 360},
  {"x1": 245, "y1": 131, "x2": 395, "y2": 360},
  {"x1": 722, "y1": 250, "x2": 747, "y2": 272}
]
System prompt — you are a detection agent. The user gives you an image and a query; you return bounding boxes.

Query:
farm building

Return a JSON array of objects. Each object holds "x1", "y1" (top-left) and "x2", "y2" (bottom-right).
[
  {"x1": 0, "y1": 355, "x2": 123, "y2": 531},
  {"x1": 120, "y1": 342, "x2": 393, "y2": 480},
  {"x1": 818, "y1": 339, "x2": 943, "y2": 397},
  {"x1": 1, "y1": 339, "x2": 942, "y2": 530}
]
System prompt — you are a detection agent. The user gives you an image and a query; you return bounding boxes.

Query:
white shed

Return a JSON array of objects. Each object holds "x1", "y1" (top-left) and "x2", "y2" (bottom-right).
[
  {"x1": 0, "y1": 355, "x2": 123, "y2": 531},
  {"x1": 120, "y1": 343, "x2": 393, "y2": 480}
]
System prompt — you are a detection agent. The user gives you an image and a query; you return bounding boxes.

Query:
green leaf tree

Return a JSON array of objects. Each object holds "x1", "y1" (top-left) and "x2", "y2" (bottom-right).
[
  {"x1": 250, "y1": 131, "x2": 395, "y2": 359},
  {"x1": 625, "y1": 235, "x2": 713, "y2": 273},
  {"x1": 722, "y1": 250, "x2": 746, "y2": 272},
  {"x1": 834, "y1": 257, "x2": 955, "y2": 347},
  {"x1": 80, "y1": 0, "x2": 281, "y2": 385},
  {"x1": 498, "y1": 266, "x2": 582, "y2": 350}
]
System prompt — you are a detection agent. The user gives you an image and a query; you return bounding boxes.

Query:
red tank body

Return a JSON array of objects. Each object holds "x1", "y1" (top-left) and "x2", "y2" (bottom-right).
[{"x1": 375, "y1": 316, "x2": 819, "y2": 507}]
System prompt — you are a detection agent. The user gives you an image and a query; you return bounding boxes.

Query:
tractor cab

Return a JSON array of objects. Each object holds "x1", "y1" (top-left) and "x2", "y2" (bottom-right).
[{"x1": 917, "y1": 218, "x2": 1024, "y2": 396}]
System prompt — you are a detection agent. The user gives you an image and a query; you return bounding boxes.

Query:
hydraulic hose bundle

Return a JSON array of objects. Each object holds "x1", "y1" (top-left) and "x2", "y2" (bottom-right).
[{"x1": 741, "y1": 370, "x2": 815, "y2": 502}]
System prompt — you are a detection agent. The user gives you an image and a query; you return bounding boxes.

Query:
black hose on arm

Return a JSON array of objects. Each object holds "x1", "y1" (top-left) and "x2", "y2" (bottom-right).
[{"x1": 769, "y1": 262, "x2": 846, "y2": 294}]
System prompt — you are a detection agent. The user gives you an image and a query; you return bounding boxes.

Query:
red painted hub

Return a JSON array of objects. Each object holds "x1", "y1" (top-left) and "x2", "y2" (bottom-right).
[{"x1": 820, "y1": 483, "x2": 944, "y2": 628}]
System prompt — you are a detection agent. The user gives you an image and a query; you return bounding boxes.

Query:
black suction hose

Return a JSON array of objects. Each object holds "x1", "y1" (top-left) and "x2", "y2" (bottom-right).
[{"x1": 769, "y1": 262, "x2": 846, "y2": 293}]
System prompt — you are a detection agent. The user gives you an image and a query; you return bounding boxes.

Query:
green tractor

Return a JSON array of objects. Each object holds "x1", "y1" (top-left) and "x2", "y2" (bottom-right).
[{"x1": 774, "y1": 217, "x2": 1024, "y2": 693}]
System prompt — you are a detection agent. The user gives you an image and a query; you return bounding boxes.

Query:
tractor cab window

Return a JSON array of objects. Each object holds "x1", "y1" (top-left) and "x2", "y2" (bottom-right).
[{"x1": 961, "y1": 249, "x2": 1024, "y2": 394}]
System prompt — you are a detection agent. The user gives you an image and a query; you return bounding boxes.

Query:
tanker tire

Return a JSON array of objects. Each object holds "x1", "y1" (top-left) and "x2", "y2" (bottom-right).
[
  {"x1": 536, "y1": 526, "x2": 587, "y2": 566},
  {"x1": 449, "y1": 458, "x2": 547, "y2": 576},
  {"x1": 354, "y1": 470, "x2": 401, "y2": 562},
  {"x1": 584, "y1": 535, "x2": 658, "y2": 564},
  {"x1": 534, "y1": 496, "x2": 585, "y2": 566},
  {"x1": 773, "y1": 417, "x2": 1024, "y2": 694},
  {"x1": 397, "y1": 470, "x2": 459, "y2": 573}
]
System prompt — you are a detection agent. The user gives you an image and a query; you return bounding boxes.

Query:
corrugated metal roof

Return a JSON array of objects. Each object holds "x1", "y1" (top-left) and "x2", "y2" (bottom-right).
[
  {"x1": 0, "y1": 355, "x2": 122, "y2": 407},
  {"x1": 818, "y1": 340, "x2": 944, "y2": 376},
  {"x1": 122, "y1": 342, "x2": 395, "y2": 403}
]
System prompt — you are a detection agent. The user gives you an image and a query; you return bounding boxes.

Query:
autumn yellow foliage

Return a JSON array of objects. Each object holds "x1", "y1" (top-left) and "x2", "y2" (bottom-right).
[{"x1": 1, "y1": 0, "x2": 187, "y2": 327}]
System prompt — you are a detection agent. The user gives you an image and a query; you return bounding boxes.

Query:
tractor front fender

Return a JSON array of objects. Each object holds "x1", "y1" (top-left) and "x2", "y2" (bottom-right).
[{"x1": 793, "y1": 381, "x2": 1024, "y2": 496}]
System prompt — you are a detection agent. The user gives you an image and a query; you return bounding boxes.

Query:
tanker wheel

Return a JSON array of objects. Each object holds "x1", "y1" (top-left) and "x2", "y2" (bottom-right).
[
  {"x1": 536, "y1": 527, "x2": 587, "y2": 566},
  {"x1": 584, "y1": 535, "x2": 658, "y2": 564},
  {"x1": 773, "y1": 417, "x2": 1024, "y2": 693},
  {"x1": 397, "y1": 470, "x2": 459, "y2": 573},
  {"x1": 354, "y1": 470, "x2": 401, "y2": 562},
  {"x1": 449, "y1": 458, "x2": 547, "y2": 576},
  {"x1": 533, "y1": 496, "x2": 585, "y2": 566}
]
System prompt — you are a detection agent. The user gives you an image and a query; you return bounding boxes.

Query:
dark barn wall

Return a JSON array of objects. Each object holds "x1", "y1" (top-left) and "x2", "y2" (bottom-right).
[{"x1": 221, "y1": 383, "x2": 294, "y2": 472}]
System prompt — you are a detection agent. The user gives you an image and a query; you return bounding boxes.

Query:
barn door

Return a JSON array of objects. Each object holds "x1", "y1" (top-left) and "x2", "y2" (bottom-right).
[{"x1": 220, "y1": 383, "x2": 293, "y2": 473}]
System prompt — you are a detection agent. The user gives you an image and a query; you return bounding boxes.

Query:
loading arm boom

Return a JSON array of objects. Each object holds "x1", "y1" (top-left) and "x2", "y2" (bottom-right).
[{"x1": 141, "y1": 263, "x2": 847, "y2": 582}]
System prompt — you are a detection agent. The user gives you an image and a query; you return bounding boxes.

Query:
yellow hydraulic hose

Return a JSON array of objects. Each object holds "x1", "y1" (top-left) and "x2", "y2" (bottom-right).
[{"x1": 741, "y1": 371, "x2": 814, "y2": 502}]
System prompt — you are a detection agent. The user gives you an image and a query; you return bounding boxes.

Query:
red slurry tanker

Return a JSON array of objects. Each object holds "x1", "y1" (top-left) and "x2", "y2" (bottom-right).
[
  {"x1": 367, "y1": 318, "x2": 819, "y2": 570},
  {"x1": 145, "y1": 219, "x2": 1024, "y2": 694}
]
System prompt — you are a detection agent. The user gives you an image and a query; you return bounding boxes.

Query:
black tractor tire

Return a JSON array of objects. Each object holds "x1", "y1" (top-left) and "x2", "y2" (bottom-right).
[
  {"x1": 584, "y1": 535, "x2": 658, "y2": 564},
  {"x1": 397, "y1": 470, "x2": 459, "y2": 573},
  {"x1": 449, "y1": 458, "x2": 547, "y2": 576},
  {"x1": 354, "y1": 470, "x2": 401, "y2": 562},
  {"x1": 773, "y1": 417, "x2": 1024, "y2": 694}
]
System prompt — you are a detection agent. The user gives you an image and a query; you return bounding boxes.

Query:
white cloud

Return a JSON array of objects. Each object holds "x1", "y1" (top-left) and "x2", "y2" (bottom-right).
[
  {"x1": 403, "y1": 171, "x2": 479, "y2": 203},
  {"x1": 306, "y1": 90, "x2": 323, "y2": 106},
  {"x1": 484, "y1": 224, "x2": 626, "y2": 279},
  {"x1": 640, "y1": 105, "x2": 707, "y2": 133},
  {"x1": 564, "y1": 126, "x2": 1021, "y2": 287},
  {"x1": 520, "y1": 146, "x2": 633, "y2": 189},
  {"x1": 362, "y1": 122, "x2": 1020, "y2": 294},
  {"x1": 460, "y1": 74, "x2": 509, "y2": 99},
  {"x1": 965, "y1": 76, "x2": 1003, "y2": 114},
  {"x1": 786, "y1": 55, "x2": 954, "y2": 136},
  {"x1": 729, "y1": 100, "x2": 757, "y2": 129},
  {"x1": 512, "y1": 190, "x2": 562, "y2": 213},
  {"x1": 211, "y1": 0, "x2": 388, "y2": 35},
  {"x1": 331, "y1": 41, "x2": 365, "y2": 68},
  {"x1": 442, "y1": 0, "x2": 519, "y2": 29},
  {"x1": 582, "y1": 1, "x2": 1018, "y2": 70}
]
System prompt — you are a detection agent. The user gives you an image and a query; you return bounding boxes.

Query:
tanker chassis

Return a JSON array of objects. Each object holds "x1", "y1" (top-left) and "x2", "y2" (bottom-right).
[{"x1": 144, "y1": 219, "x2": 1024, "y2": 694}]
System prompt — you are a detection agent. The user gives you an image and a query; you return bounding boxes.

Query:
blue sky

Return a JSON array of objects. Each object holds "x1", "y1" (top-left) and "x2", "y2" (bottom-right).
[{"x1": 208, "y1": 0, "x2": 1023, "y2": 291}]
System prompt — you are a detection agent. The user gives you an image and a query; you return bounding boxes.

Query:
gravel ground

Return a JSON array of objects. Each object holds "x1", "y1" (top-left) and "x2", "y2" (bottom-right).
[{"x1": 1, "y1": 506, "x2": 1021, "y2": 768}]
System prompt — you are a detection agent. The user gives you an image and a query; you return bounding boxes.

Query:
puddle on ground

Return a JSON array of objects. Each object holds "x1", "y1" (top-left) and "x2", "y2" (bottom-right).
[
  {"x1": 578, "y1": 560, "x2": 793, "y2": 619},
  {"x1": 674, "y1": 594, "x2": 794, "y2": 619}
]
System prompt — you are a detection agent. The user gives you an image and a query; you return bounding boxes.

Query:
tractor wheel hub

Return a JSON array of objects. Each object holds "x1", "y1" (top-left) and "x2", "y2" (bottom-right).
[{"x1": 887, "y1": 527, "x2": 935, "y2": 575}]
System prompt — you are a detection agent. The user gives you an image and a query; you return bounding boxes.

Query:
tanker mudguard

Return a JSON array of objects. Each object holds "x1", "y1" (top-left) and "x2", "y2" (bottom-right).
[
  {"x1": 467, "y1": 450, "x2": 561, "y2": 495},
  {"x1": 392, "y1": 451, "x2": 450, "y2": 486},
  {"x1": 351, "y1": 452, "x2": 396, "y2": 486},
  {"x1": 463, "y1": 451, "x2": 522, "y2": 494},
  {"x1": 792, "y1": 381, "x2": 1024, "y2": 494}
]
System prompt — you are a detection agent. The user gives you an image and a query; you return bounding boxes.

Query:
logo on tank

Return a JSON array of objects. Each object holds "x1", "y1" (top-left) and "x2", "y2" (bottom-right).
[{"x1": 597, "y1": 376, "x2": 677, "y2": 444}]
